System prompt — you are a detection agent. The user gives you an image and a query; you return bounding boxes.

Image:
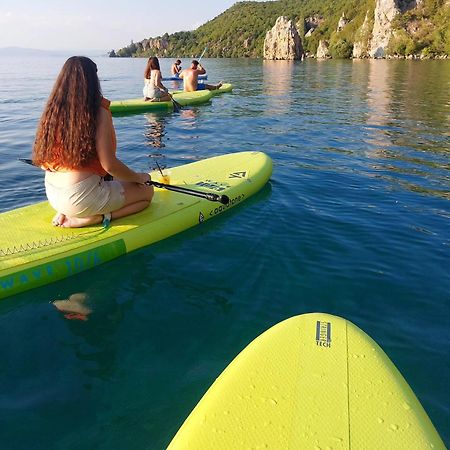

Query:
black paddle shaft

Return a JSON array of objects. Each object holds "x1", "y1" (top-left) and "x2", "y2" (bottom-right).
[{"x1": 147, "y1": 180, "x2": 230, "y2": 205}]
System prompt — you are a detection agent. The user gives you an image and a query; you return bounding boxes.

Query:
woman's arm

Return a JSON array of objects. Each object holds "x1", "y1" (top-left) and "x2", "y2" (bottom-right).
[
  {"x1": 155, "y1": 70, "x2": 167, "y2": 91},
  {"x1": 96, "y1": 109, "x2": 149, "y2": 184},
  {"x1": 196, "y1": 64, "x2": 206, "y2": 75}
]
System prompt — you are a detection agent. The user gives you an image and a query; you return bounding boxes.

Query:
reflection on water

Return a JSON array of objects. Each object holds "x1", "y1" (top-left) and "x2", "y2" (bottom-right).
[
  {"x1": 144, "y1": 113, "x2": 167, "y2": 149},
  {"x1": 262, "y1": 60, "x2": 295, "y2": 114},
  {"x1": 362, "y1": 60, "x2": 450, "y2": 200},
  {"x1": 366, "y1": 60, "x2": 392, "y2": 129},
  {"x1": 142, "y1": 109, "x2": 202, "y2": 168},
  {"x1": 178, "y1": 107, "x2": 200, "y2": 129}
]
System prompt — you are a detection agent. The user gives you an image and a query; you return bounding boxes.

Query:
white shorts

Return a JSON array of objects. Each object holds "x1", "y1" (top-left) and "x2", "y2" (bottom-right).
[
  {"x1": 45, "y1": 173, "x2": 125, "y2": 217},
  {"x1": 143, "y1": 84, "x2": 166, "y2": 100}
]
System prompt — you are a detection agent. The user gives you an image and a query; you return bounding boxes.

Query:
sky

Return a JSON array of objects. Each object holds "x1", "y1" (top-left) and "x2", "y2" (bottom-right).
[{"x1": 0, "y1": 0, "x2": 247, "y2": 51}]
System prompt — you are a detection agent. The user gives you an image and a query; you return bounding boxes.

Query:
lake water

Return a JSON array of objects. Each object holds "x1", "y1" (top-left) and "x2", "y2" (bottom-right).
[{"x1": 0, "y1": 56, "x2": 449, "y2": 448}]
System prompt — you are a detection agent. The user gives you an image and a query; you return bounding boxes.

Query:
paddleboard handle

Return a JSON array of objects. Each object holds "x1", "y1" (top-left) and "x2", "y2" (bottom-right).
[{"x1": 207, "y1": 193, "x2": 229, "y2": 205}]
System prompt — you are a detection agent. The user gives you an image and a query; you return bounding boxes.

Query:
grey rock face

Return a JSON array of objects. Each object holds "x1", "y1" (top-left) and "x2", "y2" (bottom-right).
[
  {"x1": 316, "y1": 40, "x2": 331, "y2": 59},
  {"x1": 264, "y1": 16, "x2": 304, "y2": 60}
]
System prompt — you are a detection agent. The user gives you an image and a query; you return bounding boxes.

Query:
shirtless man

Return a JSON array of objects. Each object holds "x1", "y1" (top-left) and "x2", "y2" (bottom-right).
[
  {"x1": 171, "y1": 59, "x2": 182, "y2": 76},
  {"x1": 179, "y1": 60, "x2": 222, "y2": 92}
]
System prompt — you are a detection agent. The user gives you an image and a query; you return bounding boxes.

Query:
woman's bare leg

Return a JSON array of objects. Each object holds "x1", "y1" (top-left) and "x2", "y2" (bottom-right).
[
  {"x1": 106, "y1": 181, "x2": 154, "y2": 220},
  {"x1": 57, "y1": 182, "x2": 154, "y2": 228}
]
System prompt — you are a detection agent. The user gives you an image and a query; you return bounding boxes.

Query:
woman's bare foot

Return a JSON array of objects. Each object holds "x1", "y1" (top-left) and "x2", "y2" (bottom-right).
[
  {"x1": 52, "y1": 213, "x2": 67, "y2": 226},
  {"x1": 59, "y1": 215, "x2": 102, "y2": 228}
]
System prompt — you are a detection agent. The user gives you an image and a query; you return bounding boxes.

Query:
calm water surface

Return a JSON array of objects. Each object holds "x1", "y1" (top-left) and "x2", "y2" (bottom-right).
[{"x1": 0, "y1": 56, "x2": 449, "y2": 448}]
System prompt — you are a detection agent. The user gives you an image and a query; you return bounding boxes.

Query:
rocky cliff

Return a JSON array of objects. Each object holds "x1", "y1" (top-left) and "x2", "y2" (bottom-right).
[
  {"x1": 316, "y1": 40, "x2": 331, "y2": 59},
  {"x1": 111, "y1": 0, "x2": 449, "y2": 59},
  {"x1": 353, "y1": 11, "x2": 372, "y2": 58},
  {"x1": 264, "y1": 16, "x2": 303, "y2": 60}
]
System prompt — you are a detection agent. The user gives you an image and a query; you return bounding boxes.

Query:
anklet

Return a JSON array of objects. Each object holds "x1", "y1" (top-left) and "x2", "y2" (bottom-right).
[{"x1": 102, "y1": 212, "x2": 112, "y2": 228}]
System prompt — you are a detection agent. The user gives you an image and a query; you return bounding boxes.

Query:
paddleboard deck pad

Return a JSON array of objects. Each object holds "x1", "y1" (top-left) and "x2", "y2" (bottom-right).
[
  {"x1": 0, "y1": 152, "x2": 272, "y2": 300},
  {"x1": 167, "y1": 313, "x2": 445, "y2": 450}
]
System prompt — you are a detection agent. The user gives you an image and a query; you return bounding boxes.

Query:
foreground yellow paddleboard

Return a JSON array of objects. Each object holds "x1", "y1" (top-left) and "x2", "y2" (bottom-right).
[
  {"x1": 0, "y1": 152, "x2": 272, "y2": 300},
  {"x1": 167, "y1": 313, "x2": 445, "y2": 450}
]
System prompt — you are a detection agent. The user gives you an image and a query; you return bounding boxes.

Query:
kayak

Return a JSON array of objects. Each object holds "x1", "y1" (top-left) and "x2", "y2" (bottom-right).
[
  {"x1": 110, "y1": 90, "x2": 212, "y2": 115},
  {"x1": 162, "y1": 74, "x2": 208, "y2": 81},
  {"x1": 0, "y1": 152, "x2": 272, "y2": 300},
  {"x1": 167, "y1": 313, "x2": 445, "y2": 450}
]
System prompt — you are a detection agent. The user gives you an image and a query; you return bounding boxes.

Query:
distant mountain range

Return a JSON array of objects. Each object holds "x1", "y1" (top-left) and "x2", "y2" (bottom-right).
[
  {"x1": 110, "y1": 0, "x2": 450, "y2": 59},
  {"x1": 0, "y1": 47, "x2": 107, "y2": 57}
]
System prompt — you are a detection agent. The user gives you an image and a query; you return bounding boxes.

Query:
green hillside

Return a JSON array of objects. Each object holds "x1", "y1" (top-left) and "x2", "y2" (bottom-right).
[{"x1": 110, "y1": 0, "x2": 450, "y2": 58}]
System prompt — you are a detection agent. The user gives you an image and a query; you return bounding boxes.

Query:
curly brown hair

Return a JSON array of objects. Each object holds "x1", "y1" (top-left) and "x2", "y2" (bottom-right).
[
  {"x1": 33, "y1": 56, "x2": 102, "y2": 170},
  {"x1": 144, "y1": 56, "x2": 161, "y2": 79}
]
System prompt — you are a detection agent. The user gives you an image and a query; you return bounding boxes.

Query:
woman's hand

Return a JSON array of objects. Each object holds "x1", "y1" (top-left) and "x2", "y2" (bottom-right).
[{"x1": 137, "y1": 172, "x2": 151, "y2": 185}]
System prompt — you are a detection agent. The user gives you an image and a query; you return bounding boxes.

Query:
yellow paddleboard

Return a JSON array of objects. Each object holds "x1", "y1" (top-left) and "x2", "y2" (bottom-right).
[
  {"x1": 110, "y1": 90, "x2": 212, "y2": 115},
  {"x1": 167, "y1": 313, "x2": 445, "y2": 450},
  {"x1": 172, "y1": 83, "x2": 233, "y2": 97},
  {"x1": 0, "y1": 152, "x2": 272, "y2": 300}
]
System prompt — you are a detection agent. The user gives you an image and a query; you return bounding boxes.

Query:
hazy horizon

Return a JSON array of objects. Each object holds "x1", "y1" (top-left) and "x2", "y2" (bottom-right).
[{"x1": 0, "y1": 0, "x2": 268, "y2": 52}]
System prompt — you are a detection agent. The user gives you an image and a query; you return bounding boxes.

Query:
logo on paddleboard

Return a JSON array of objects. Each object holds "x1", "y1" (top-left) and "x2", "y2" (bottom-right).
[
  {"x1": 229, "y1": 171, "x2": 247, "y2": 179},
  {"x1": 199, "y1": 212, "x2": 204, "y2": 223},
  {"x1": 195, "y1": 180, "x2": 229, "y2": 192},
  {"x1": 316, "y1": 321, "x2": 332, "y2": 348}
]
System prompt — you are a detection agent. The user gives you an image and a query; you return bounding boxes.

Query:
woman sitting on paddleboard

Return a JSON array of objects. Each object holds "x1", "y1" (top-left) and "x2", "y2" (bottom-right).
[
  {"x1": 33, "y1": 56, "x2": 154, "y2": 228},
  {"x1": 143, "y1": 56, "x2": 172, "y2": 102}
]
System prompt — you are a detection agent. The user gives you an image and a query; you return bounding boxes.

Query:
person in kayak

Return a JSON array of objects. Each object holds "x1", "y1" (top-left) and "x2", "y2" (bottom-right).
[
  {"x1": 171, "y1": 59, "x2": 182, "y2": 76},
  {"x1": 143, "y1": 56, "x2": 172, "y2": 102},
  {"x1": 33, "y1": 56, "x2": 154, "y2": 228},
  {"x1": 180, "y1": 60, "x2": 222, "y2": 92}
]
